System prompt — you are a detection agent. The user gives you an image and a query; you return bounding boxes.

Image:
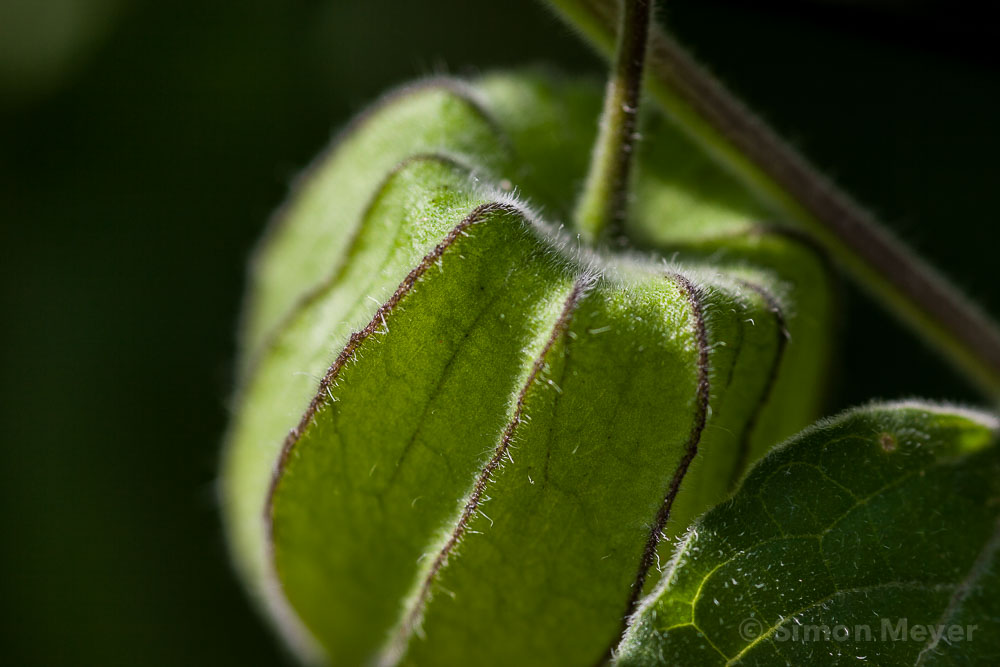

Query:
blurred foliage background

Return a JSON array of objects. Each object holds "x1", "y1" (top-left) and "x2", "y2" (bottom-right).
[{"x1": 1, "y1": 1, "x2": 997, "y2": 664}]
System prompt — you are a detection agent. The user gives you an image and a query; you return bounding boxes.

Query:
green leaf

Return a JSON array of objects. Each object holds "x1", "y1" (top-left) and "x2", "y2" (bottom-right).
[
  {"x1": 222, "y1": 70, "x2": 834, "y2": 664},
  {"x1": 616, "y1": 402, "x2": 1000, "y2": 666}
]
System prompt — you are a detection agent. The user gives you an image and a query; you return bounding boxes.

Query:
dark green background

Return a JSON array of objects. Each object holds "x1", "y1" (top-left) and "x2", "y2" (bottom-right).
[{"x1": 1, "y1": 1, "x2": 996, "y2": 664}]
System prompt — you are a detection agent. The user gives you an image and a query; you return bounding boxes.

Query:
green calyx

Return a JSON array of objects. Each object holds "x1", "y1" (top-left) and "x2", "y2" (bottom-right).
[{"x1": 222, "y1": 70, "x2": 834, "y2": 664}]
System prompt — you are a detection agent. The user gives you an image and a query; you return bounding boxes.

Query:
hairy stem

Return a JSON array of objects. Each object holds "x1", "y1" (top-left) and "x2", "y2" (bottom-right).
[
  {"x1": 546, "y1": 0, "x2": 1000, "y2": 398},
  {"x1": 573, "y1": 0, "x2": 652, "y2": 244}
]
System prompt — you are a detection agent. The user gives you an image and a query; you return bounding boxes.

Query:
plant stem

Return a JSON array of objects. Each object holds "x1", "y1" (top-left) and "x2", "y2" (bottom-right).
[
  {"x1": 574, "y1": 0, "x2": 652, "y2": 245},
  {"x1": 546, "y1": 0, "x2": 1000, "y2": 399}
]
